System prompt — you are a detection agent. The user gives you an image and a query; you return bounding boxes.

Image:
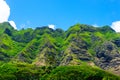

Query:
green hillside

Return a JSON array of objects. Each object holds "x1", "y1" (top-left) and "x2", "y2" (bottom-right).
[{"x1": 0, "y1": 22, "x2": 120, "y2": 79}]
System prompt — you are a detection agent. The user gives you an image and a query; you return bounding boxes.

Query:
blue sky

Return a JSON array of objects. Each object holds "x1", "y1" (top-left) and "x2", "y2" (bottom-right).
[{"x1": 5, "y1": 0, "x2": 120, "y2": 30}]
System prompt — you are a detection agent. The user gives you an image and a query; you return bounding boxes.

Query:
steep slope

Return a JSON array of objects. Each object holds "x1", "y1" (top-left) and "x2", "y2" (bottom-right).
[
  {"x1": 13, "y1": 27, "x2": 64, "y2": 67},
  {"x1": 1, "y1": 22, "x2": 120, "y2": 77},
  {"x1": 33, "y1": 34, "x2": 59, "y2": 66},
  {"x1": 0, "y1": 22, "x2": 15, "y2": 35},
  {"x1": 0, "y1": 23, "x2": 25, "y2": 62},
  {"x1": 61, "y1": 33, "x2": 92, "y2": 65},
  {"x1": 59, "y1": 24, "x2": 120, "y2": 75}
]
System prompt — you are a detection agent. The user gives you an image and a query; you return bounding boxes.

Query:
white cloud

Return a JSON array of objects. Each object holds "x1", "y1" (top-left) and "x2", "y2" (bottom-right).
[
  {"x1": 48, "y1": 24, "x2": 55, "y2": 30},
  {"x1": 0, "y1": 0, "x2": 10, "y2": 23},
  {"x1": 92, "y1": 24, "x2": 99, "y2": 27},
  {"x1": 9, "y1": 21, "x2": 17, "y2": 29},
  {"x1": 0, "y1": 0, "x2": 17, "y2": 29},
  {"x1": 111, "y1": 21, "x2": 120, "y2": 32}
]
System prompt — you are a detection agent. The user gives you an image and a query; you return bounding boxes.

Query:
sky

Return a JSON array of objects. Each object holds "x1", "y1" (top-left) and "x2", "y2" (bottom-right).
[{"x1": 0, "y1": 0, "x2": 120, "y2": 31}]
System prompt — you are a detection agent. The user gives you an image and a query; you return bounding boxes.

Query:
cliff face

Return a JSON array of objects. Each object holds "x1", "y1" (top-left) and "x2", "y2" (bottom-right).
[{"x1": 1, "y1": 22, "x2": 120, "y2": 75}]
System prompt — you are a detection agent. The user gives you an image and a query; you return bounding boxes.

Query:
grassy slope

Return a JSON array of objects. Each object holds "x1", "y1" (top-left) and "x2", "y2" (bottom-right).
[
  {"x1": 0, "y1": 63, "x2": 120, "y2": 80},
  {"x1": 41, "y1": 65, "x2": 120, "y2": 80},
  {"x1": 1, "y1": 23, "x2": 120, "y2": 79}
]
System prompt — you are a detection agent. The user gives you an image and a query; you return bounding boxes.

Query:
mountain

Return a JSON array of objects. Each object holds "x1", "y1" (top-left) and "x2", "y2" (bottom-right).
[{"x1": 0, "y1": 22, "x2": 120, "y2": 79}]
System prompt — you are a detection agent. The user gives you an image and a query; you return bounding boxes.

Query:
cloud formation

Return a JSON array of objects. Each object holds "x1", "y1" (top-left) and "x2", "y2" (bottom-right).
[
  {"x1": 111, "y1": 21, "x2": 120, "y2": 32},
  {"x1": 0, "y1": 0, "x2": 17, "y2": 29},
  {"x1": 48, "y1": 24, "x2": 55, "y2": 30},
  {"x1": 92, "y1": 24, "x2": 99, "y2": 27},
  {"x1": 9, "y1": 21, "x2": 17, "y2": 29},
  {"x1": 0, "y1": 0, "x2": 10, "y2": 23}
]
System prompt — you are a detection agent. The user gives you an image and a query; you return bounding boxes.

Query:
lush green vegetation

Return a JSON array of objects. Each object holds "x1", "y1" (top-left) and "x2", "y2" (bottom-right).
[
  {"x1": 0, "y1": 63, "x2": 119, "y2": 80},
  {"x1": 0, "y1": 22, "x2": 120, "y2": 79},
  {"x1": 42, "y1": 65, "x2": 120, "y2": 80}
]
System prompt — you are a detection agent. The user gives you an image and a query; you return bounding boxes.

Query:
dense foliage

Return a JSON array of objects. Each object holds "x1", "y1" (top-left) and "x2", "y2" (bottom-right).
[
  {"x1": 0, "y1": 63, "x2": 119, "y2": 80},
  {"x1": 42, "y1": 65, "x2": 120, "y2": 80},
  {"x1": 0, "y1": 22, "x2": 120, "y2": 79}
]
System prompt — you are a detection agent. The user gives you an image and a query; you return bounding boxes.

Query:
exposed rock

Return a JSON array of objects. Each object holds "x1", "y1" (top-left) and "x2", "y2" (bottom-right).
[
  {"x1": 95, "y1": 41, "x2": 120, "y2": 69},
  {"x1": 61, "y1": 37, "x2": 92, "y2": 65},
  {"x1": 113, "y1": 38, "x2": 120, "y2": 47}
]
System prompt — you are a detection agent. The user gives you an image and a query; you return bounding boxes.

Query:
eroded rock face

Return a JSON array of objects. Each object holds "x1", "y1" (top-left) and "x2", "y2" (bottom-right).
[
  {"x1": 61, "y1": 38, "x2": 92, "y2": 65},
  {"x1": 113, "y1": 38, "x2": 120, "y2": 47},
  {"x1": 95, "y1": 42, "x2": 120, "y2": 69}
]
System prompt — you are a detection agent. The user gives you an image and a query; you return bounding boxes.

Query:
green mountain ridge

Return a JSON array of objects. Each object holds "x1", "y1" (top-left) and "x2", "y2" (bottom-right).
[{"x1": 0, "y1": 22, "x2": 120, "y2": 79}]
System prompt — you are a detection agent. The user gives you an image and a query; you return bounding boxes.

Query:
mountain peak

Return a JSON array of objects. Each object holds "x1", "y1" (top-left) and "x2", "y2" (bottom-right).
[
  {"x1": 0, "y1": 22, "x2": 15, "y2": 35},
  {"x1": 0, "y1": 23, "x2": 120, "y2": 78}
]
